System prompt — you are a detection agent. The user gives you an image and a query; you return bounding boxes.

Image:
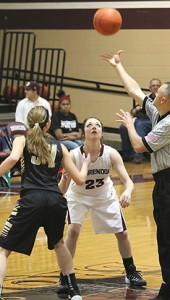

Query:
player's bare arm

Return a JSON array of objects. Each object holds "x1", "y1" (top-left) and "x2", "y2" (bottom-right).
[
  {"x1": 110, "y1": 148, "x2": 134, "y2": 208},
  {"x1": 59, "y1": 151, "x2": 75, "y2": 193},
  {"x1": 58, "y1": 168, "x2": 71, "y2": 194},
  {"x1": 61, "y1": 144, "x2": 90, "y2": 185},
  {"x1": 0, "y1": 135, "x2": 25, "y2": 177}
]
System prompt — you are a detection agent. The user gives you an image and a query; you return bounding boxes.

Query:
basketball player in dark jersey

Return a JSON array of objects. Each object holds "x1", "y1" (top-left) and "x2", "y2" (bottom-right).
[{"x1": 0, "y1": 106, "x2": 90, "y2": 300}]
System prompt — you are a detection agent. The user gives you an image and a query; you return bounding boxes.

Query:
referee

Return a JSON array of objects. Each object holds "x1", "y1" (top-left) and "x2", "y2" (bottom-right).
[{"x1": 102, "y1": 50, "x2": 170, "y2": 300}]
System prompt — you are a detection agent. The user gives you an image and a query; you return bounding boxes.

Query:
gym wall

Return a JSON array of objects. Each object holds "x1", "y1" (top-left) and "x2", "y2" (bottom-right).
[{"x1": 0, "y1": 1, "x2": 169, "y2": 128}]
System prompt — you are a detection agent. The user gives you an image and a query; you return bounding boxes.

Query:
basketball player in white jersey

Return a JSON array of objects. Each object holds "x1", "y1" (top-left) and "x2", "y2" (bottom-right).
[{"x1": 57, "y1": 117, "x2": 146, "y2": 296}]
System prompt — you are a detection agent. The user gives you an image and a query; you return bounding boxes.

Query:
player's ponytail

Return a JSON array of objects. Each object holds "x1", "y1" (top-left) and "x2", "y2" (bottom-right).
[{"x1": 26, "y1": 106, "x2": 54, "y2": 167}]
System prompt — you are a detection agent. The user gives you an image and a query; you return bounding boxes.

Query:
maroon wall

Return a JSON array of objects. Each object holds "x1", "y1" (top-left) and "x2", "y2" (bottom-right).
[{"x1": 0, "y1": 2, "x2": 169, "y2": 30}]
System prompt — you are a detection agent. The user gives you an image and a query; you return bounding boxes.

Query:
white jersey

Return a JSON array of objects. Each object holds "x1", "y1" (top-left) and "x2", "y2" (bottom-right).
[
  {"x1": 66, "y1": 144, "x2": 125, "y2": 233},
  {"x1": 15, "y1": 96, "x2": 52, "y2": 127},
  {"x1": 66, "y1": 144, "x2": 117, "y2": 198}
]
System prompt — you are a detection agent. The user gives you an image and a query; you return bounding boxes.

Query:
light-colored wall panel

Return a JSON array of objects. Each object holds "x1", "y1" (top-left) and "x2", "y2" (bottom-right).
[{"x1": 2, "y1": 28, "x2": 169, "y2": 127}]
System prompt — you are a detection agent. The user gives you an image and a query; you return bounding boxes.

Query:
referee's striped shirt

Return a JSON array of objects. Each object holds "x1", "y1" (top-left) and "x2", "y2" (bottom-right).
[{"x1": 142, "y1": 96, "x2": 170, "y2": 174}]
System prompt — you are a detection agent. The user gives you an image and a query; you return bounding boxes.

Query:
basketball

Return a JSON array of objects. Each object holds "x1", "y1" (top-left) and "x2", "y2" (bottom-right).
[{"x1": 93, "y1": 7, "x2": 122, "y2": 35}]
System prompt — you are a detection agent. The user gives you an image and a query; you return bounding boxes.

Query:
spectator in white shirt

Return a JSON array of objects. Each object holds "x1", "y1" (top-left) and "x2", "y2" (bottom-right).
[{"x1": 15, "y1": 81, "x2": 52, "y2": 127}]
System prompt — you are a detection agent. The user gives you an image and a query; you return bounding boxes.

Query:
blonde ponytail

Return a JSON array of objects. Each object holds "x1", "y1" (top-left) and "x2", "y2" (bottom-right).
[{"x1": 26, "y1": 106, "x2": 54, "y2": 167}]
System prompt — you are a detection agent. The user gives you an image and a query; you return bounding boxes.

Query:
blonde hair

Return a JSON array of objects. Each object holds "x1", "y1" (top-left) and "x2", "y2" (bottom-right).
[{"x1": 26, "y1": 106, "x2": 54, "y2": 167}]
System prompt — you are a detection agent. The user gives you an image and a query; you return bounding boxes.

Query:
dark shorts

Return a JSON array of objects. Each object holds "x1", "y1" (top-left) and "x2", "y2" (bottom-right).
[
  {"x1": 0, "y1": 190, "x2": 67, "y2": 255},
  {"x1": 153, "y1": 168, "x2": 170, "y2": 243}
]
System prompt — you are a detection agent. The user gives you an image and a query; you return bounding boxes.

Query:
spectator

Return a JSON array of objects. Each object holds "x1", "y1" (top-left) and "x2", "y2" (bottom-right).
[
  {"x1": 120, "y1": 78, "x2": 161, "y2": 163},
  {"x1": 50, "y1": 91, "x2": 83, "y2": 151},
  {"x1": 0, "y1": 132, "x2": 7, "y2": 152},
  {"x1": 15, "y1": 81, "x2": 52, "y2": 127}
]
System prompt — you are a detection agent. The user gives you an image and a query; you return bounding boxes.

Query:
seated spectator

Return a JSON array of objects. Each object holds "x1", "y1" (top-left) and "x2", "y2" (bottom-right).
[
  {"x1": 119, "y1": 78, "x2": 161, "y2": 163},
  {"x1": 15, "y1": 81, "x2": 52, "y2": 127},
  {"x1": 50, "y1": 91, "x2": 83, "y2": 151},
  {"x1": 119, "y1": 105, "x2": 152, "y2": 163},
  {"x1": 0, "y1": 136, "x2": 7, "y2": 152},
  {"x1": 0, "y1": 126, "x2": 10, "y2": 153}
]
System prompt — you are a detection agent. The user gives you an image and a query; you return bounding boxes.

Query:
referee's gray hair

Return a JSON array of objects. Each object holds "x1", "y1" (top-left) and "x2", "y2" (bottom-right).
[{"x1": 164, "y1": 82, "x2": 170, "y2": 99}]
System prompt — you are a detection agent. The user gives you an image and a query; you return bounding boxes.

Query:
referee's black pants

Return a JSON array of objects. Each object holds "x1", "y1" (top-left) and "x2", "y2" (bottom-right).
[{"x1": 153, "y1": 168, "x2": 170, "y2": 295}]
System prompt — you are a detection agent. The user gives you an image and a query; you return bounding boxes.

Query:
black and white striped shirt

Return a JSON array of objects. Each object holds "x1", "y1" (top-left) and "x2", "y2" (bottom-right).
[{"x1": 143, "y1": 96, "x2": 170, "y2": 174}]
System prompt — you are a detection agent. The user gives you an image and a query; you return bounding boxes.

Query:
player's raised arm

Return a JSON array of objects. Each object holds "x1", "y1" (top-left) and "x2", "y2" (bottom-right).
[
  {"x1": 61, "y1": 144, "x2": 90, "y2": 186},
  {"x1": 101, "y1": 50, "x2": 145, "y2": 106}
]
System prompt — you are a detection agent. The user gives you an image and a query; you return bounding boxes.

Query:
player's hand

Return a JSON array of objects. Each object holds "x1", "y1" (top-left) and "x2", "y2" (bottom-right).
[
  {"x1": 101, "y1": 50, "x2": 123, "y2": 66},
  {"x1": 62, "y1": 168, "x2": 70, "y2": 180},
  {"x1": 82, "y1": 152, "x2": 91, "y2": 166},
  {"x1": 119, "y1": 191, "x2": 131, "y2": 208}
]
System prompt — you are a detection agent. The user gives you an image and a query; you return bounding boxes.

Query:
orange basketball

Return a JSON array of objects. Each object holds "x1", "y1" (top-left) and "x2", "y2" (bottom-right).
[{"x1": 93, "y1": 7, "x2": 122, "y2": 35}]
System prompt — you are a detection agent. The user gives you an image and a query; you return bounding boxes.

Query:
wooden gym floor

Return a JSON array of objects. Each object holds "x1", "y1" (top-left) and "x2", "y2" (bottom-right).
[{"x1": 0, "y1": 160, "x2": 161, "y2": 299}]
